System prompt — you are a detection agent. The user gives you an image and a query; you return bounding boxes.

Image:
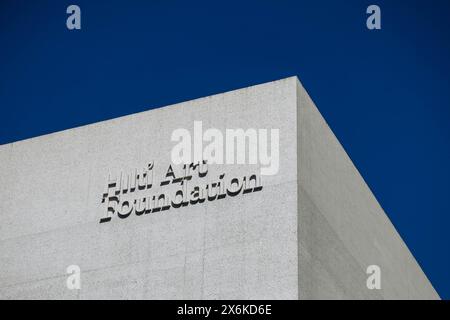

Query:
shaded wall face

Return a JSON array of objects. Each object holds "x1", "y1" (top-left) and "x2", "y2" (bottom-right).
[
  {"x1": 0, "y1": 78, "x2": 299, "y2": 299},
  {"x1": 296, "y1": 81, "x2": 439, "y2": 300}
]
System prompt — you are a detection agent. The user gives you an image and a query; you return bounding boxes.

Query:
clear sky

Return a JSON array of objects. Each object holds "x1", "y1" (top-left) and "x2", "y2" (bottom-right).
[{"x1": 1, "y1": 0, "x2": 449, "y2": 298}]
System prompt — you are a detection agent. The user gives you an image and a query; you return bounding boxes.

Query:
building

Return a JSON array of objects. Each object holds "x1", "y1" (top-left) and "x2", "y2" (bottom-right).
[{"x1": 0, "y1": 77, "x2": 439, "y2": 299}]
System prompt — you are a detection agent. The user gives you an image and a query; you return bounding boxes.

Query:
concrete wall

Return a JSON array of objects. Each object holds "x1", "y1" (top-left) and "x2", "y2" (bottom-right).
[
  {"x1": 0, "y1": 78, "x2": 299, "y2": 299},
  {"x1": 0, "y1": 77, "x2": 438, "y2": 299}
]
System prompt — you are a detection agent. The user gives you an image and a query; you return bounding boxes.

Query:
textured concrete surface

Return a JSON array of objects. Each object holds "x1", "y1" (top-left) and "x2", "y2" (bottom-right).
[{"x1": 0, "y1": 77, "x2": 439, "y2": 299}]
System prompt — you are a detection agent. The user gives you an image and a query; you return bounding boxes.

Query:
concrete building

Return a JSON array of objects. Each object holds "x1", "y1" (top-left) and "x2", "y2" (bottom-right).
[{"x1": 0, "y1": 77, "x2": 439, "y2": 299}]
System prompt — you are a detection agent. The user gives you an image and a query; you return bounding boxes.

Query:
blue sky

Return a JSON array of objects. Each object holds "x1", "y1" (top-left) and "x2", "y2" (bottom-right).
[{"x1": 1, "y1": 0, "x2": 449, "y2": 298}]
